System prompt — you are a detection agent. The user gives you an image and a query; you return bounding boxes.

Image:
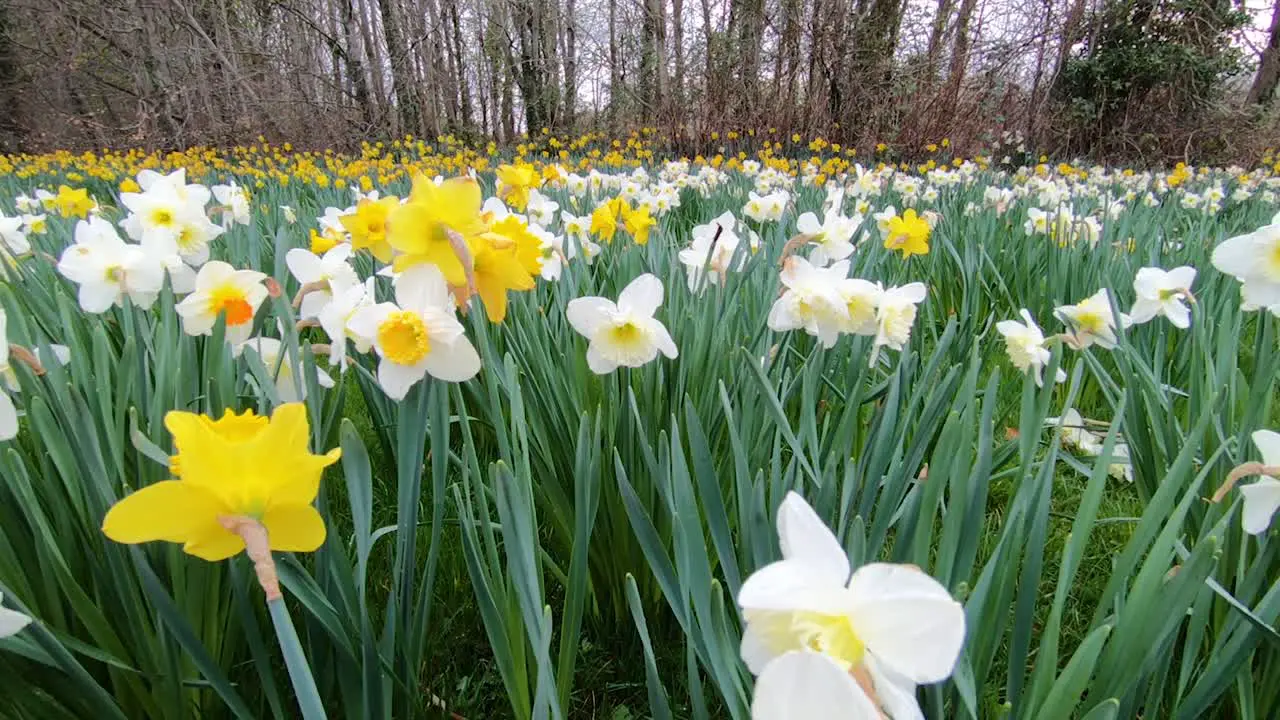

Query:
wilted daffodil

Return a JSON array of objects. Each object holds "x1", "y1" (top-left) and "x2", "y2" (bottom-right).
[
  {"x1": 101, "y1": 403, "x2": 341, "y2": 561},
  {"x1": 740, "y1": 492, "x2": 966, "y2": 719},
  {"x1": 387, "y1": 176, "x2": 487, "y2": 283}
]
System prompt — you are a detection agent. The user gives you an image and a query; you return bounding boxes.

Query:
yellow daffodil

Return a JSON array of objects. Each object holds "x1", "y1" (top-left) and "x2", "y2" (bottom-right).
[
  {"x1": 883, "y1": 209, "x2": 931, "y2": 258},
  {"x1": 470, "y1": 233, "x2": 535, "y2": 322},
  {"x1": 310, "y1": 228, "x2": 340, "y2": 254},
  {"x1": 624, "y1": 205, "x2": 656, "y2": 245},
  {"x1": 489, "y1": 215, "x2": 545, "y2": 277},
  {"x1": 53, "y1": 185, "x2": 94, "y2": 218},
  {"x1": 340, "y1": 195, "x2": 399, "y2": 262},
  {"x1": 591, "y1": 201, "x2": 620, "y2": 243},
  {"x1": 387, "y1": 176, "x2": 487, "y2": 284},
  {"x1": 102, "y1": 404, "x2": 341, "y2": 561},
  {"x1": 495, "y1": 162, "x2": 541, "y2": 211}
]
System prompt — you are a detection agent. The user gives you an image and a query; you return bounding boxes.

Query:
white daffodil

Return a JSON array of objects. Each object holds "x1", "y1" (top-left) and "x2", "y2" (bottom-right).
[
  {"x1": 1211, "y1": 223, "x2": 1280, "y2": 315},
  {"x1": 0, "y1": 213, "x2": 29, "y2": 256},
  {"x1": 526, "y1": 190, "x2": 560, "y2": 227},
  {"x1": 0, "y1": 592, "x2": 32, "y2": 637},
  {"x1": 871, "y1": 283, "x2": 928, "y2": 365},
  {"x1": 286, "y1": 244, "x2": 359, "y2": 319},
  {"x1": 347, "y1": 264, "x2": 481, "y2": 399},
  {"x1": 280, "y1": 205, "x2": 298, "y2": 224},
  {"x1": 212, "y1": 182, "x2": 252, "y2": 227},
  {"x1": 240, "y1": 336, "x2": 334, "y2": 402},
  {"x1": 797, "y1": 209, "x2": 860, "y2": 267},
  {"x1": 56, "y1": 217, "x2": 166, "y2": 312},
  {"x1": 1055, "y1": 289, "x2": 1132, "y2": 350},
  {"x1": 566, "y1": 273, "x2": 678, "y2": 374},
  {"x1": 679, "y1": 212, "x2": 745, "y2": 293},
  {"x1": 14, "y1": 194, "x2": 37, "y2": 214},
  {"x1": 1239, "y1": 430, "x2": 1280, "y2": 535},
  {"x1": 767, "y1": 257, "x2": 851, "y2": 348},
  {"x1": 119, "y1": 184, "x2": 208, "y2": 258},
  {"x1": 836, "y1": 278, "x2": 883, "y2": 336},
  {"x1": 1129, "y1": 266, "x2": 1196, "y2": 328},
  {"x1": 751, "y1": 651, "x2": 881, "y2": 720},
  {"x1": 530, "y1": 224, "x2": 564, "y2": 281},
  {"x1": 174, "y1": 261, "x2": 268, "y2": 346},
  {"x1": 739, "y1": 492, "x2": 965, "y2": 719},
  {"x1": 317, "y1": 277, "x2": 376, "y2": 371},
  {"x1": 1024, "y1": 207, "x2": 1049, "y2": 235},
  {"x1": 745, "y1": 191, "x2": 788, "y2": 223},
  {"x1": 20, "y1": 214, "x2": 46, "y2": 235},
  {"x1": 996, "y1": 309, "x2": 1064, "y2": 387},
  {"x1": 0, "y1": 310, "x2": 15, "y2": 440}
]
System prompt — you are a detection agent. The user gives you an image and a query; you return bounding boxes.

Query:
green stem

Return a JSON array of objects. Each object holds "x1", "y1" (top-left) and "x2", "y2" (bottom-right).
[{"x1": 268, "y1": 596, "x2": 327, "y2": 720}]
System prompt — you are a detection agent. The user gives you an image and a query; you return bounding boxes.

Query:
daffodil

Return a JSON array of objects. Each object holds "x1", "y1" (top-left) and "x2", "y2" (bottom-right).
[
  {"x1": 496, "y1": 162, "x2": 541, "y2": 211},
  {"x1": 52, "y1": 185, "x2": 94, "y2": 218},
  {"x1": 624, "y1": 204, "x2": 656, "y2": 244},
  {"x1": 996, "y1": 309, "x2": 1063, "y2": 387},
  {"x1": 469, "y1": 232, "x2": 536, "y2": 322},
  {"x1": 286, "y1": 244, "x2": 358, "y2": 319},
  {"x1": 739, "y1": 492, "x2": 965, "y2": 718},
  {"x1": 386, "y1": 176, "x2": 487, "y2": 283},
  {"x1": 0, "y1": 592, "x2": 31, "y2": 638},
  {"x1": 590, "y1": 199, "x2": 624, "y2": 242},
  {"x1": 566, "y1": 273, "x2": 678, "y2": 374},
  {"x1": 882, "y1": 208, "x2": 930, "y2": 258},
  {"x1": 347, "y1": 264, "x2": 482, "y2": 399},
  {"x1": 1055, "y1": 289, "x2": 1132, "y2": 350},
  {"x1": 0, "y1": 212, "x2": 30, "y2": 257},
  {"x1": 1212, "y1": 223, "x2": 1280, "y2": 315},
  {"x1": 317, "y1": 277, "x2": 376, "y2": 371},
  {"x1": 768, "y1": 257, "x2": 852, "y2": 348},
  {"x1": 1129, "y1": 266, "x2": 1196, "y2": 328},
  {"x1": 0, "y1": 310, "x2": 16, "y2": 440},
  {"x1": 871, "y1": 283, "x2": 927, "y2": 365},
  {"x1": 57, "y1": 217, "x2": 166, "y2": 312},
  {"x1": 240, "y1": 336, "x2": 335, "y2": 402},
  {"x1": 101, "y1": 403, "x2": 341, "y2": 560},
  {"x1": 175, "y1": 261, "x2": 269, "y2": 346},
  {"x1": 1238, "y1": 430, "x2": 1280, "y2": 535},
  {"x1": 340, "y1": 195, "x2": 399, "y2": 262},
  {"x1": 678, "y1": 212, "x2": 746, "y2": 293},
  {"x1": 797, "y1": 209, "x2": 860, "y2": 266},
  {"x1": 212, "y1": 182, "x2": 251, "y2": 227}
]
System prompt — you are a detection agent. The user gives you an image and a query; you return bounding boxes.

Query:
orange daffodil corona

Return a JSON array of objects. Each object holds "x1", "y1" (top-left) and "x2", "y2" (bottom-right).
[{"x1": 102, "y1": 403, "x2": 340, "y2": 560}]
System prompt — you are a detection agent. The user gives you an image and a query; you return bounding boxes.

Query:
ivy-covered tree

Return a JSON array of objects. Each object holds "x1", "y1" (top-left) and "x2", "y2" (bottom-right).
[{"x1": 1054, "y1": 0, "x2": 1248, "y2": 152}]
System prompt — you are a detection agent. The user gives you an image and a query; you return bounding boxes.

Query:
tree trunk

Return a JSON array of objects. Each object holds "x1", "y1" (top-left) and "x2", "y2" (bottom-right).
[
  {"x1": 1249, "y1": 0, "x2": 1280, "y2": 105},
  {"x1": 563, "y1": 0, "x2": 577, "y2": 126},
  {"x1": 375, "y1": 0, "x2": 419, "y2": 135}
]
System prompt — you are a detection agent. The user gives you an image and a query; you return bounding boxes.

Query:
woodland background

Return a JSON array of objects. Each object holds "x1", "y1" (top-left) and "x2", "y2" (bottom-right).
[{"x1": 2, "y1": 0, "x2": 1280, "y2": 162}]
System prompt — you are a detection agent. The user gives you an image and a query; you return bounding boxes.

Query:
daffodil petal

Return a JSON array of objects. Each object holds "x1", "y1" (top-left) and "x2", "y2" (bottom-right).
[
  {"x1": 102, "y1": 480, "x2": 227, "y2": 546},
  {"x1": 750, "y1": 651, "x2": 880, "y2": 720},
  {"x1": 264, "y1": 504, "x2": 327, "y2": 552}
]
